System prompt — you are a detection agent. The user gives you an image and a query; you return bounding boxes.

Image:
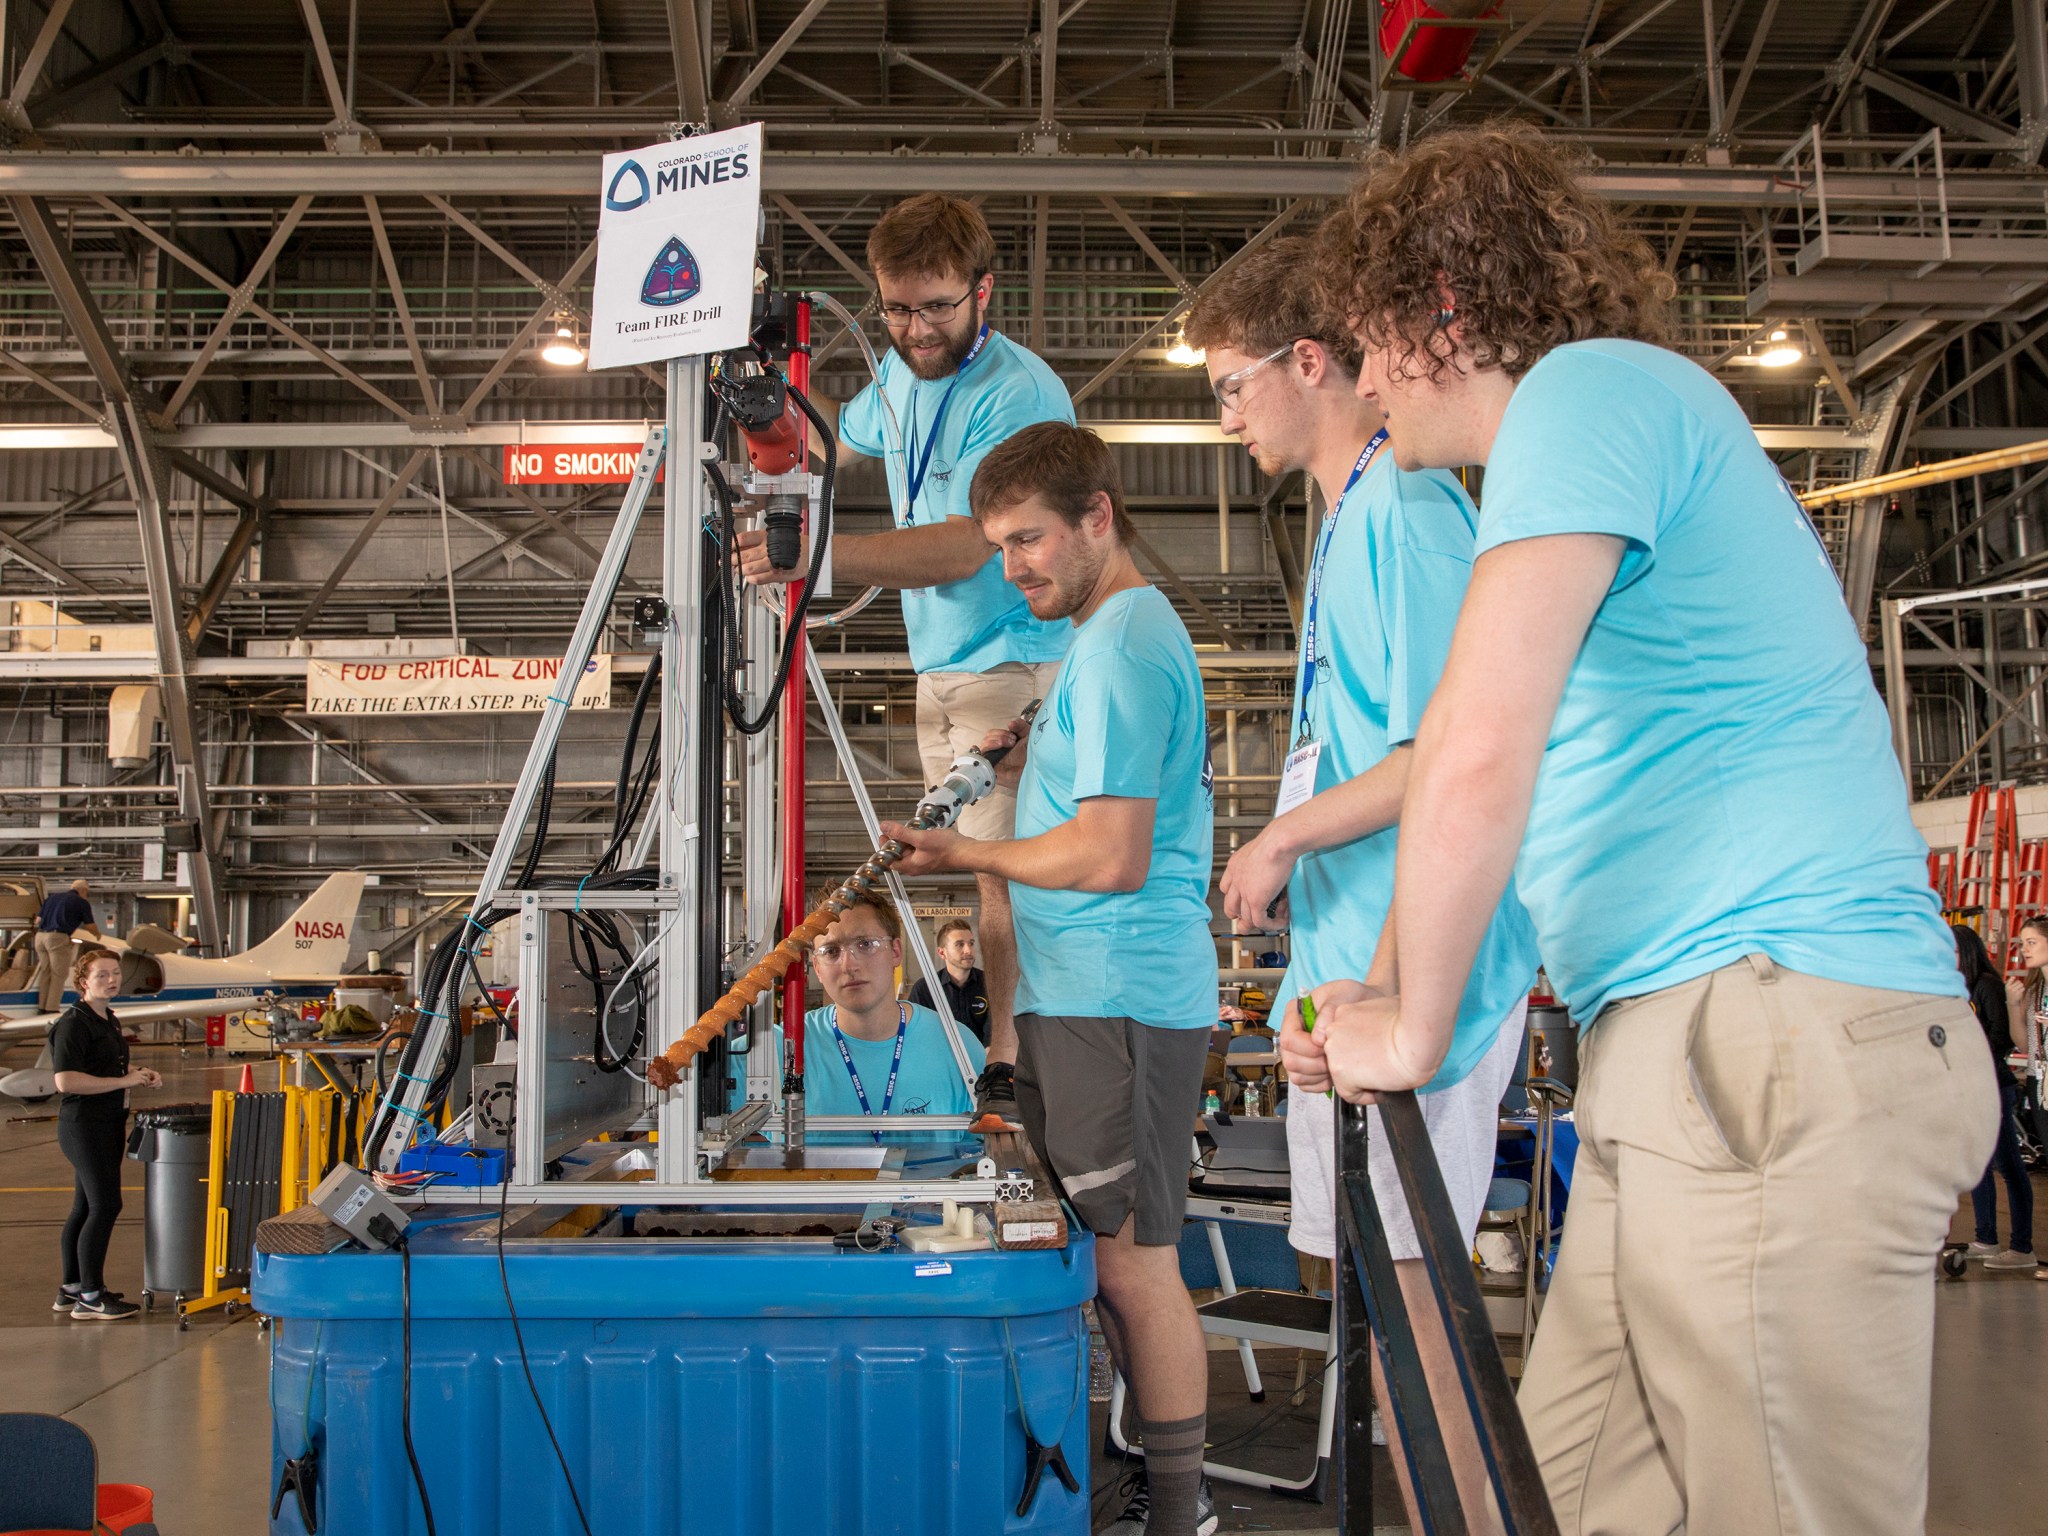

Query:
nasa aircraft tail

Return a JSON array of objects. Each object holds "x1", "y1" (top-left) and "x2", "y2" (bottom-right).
[{"x1": 237, "y1": 873, "x2": 366, "y2": 975}]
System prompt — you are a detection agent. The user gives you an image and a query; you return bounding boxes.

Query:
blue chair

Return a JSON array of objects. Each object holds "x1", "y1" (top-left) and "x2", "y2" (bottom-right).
[{"x1": 0, "y1": 1411, "x2": 160, "y2": 1535}]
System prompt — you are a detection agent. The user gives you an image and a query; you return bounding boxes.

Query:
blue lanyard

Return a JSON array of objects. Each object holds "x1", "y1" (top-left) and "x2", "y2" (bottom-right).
[
  {"x1": 1296, "y1": 430, "x2": 1388, "y2": 743},
  {"x1": 901, "y1": 326, "x2": 991, "y2": 525},
  {"x1": 829, "y1": 1004, "x2": 907, "y2": 1140}
]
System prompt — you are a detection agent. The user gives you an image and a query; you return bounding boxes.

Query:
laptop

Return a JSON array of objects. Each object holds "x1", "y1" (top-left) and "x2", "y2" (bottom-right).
[{"x1": 1197, "y1": 1113, "x2": 1290, "y2": 1190}]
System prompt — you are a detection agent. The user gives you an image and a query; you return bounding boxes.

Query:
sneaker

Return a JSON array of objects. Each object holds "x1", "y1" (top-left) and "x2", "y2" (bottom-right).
[
  {"x1": 70, "y1": 1292, "x2": 139, "y2": 1321},
  {"x1": 972, "y1": 1061, "x2": 1021, "y2": 1128},
  {"x1": 1101, "y1": 1466, "x2": 1150, "y2": 1535},
  {"x1": 53, "y1": 1287, "x2": 120, "y2": 1312},
  {"x1": 1098, "y1": 1468, "x2": 1218, "y2": 1535},
  {"x1": 1968, "y1": 1241, "x2": 2003, "y2": 1257},
  {"x1": 1984, "y1": 1249, "x2": 2039, "y2": 1271}
]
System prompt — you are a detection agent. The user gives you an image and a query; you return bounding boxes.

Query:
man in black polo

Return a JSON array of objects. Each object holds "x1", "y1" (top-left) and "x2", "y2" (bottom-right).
[{"x1": 905, "y1": 918, "x2": 992, "y2": 1046}]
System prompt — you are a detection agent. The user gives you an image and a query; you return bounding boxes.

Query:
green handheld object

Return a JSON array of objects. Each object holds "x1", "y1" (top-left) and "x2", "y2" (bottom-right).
[{"x1": 1296, "y1": 992, "x2": 1334, "y2": 1098}]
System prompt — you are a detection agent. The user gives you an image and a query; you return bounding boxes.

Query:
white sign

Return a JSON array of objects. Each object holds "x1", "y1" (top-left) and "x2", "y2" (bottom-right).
[
  {"x1": 589, "y1": 124, "x2": 763, "y2": 370},
  {"x1": 305, "y1": 656, "x2": 612, "y2": 716}
]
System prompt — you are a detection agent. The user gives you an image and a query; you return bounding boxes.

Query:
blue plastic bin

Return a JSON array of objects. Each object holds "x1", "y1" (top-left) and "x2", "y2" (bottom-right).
[{"x1": 256, "y1": 1217, "x2": 1095, "y2": 1535}]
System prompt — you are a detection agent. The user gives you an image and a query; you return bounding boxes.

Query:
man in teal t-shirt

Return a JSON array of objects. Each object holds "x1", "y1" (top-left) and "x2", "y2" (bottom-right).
[
  {"x1": 1187, "y1": 239, "x2": 1539, "y2": 1528},
  {"x1": 738, "y1": 194, "x2": 1070, "y2": 1127},
  {"x1": 773, "y1": 892, "x2": 981, "y2": 1131},
  {"x1": 887, "y1": 423, "x2": 1217, "y2": 1536},
  {"x1": 1289, "y1": 127, "x2": 1996, "y2": 1536}
]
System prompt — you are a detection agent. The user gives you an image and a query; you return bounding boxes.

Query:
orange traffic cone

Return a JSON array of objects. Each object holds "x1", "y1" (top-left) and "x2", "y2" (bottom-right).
[{"x1": 237, "y1": 1062, "x2": 255, "y2": 1095}]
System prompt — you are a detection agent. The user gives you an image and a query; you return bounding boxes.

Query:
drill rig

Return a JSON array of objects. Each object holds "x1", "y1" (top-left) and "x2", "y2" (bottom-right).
[{"x1": 359, "y1": 291, "x2": 1007, "y2": 1210}]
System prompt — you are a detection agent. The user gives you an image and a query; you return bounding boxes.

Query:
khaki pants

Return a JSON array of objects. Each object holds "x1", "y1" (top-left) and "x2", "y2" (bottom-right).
[
  {"x1": 1519, "y1": 956, "x2": 1997, "y2": 1536},
  {"x1": 914, "y1": 662, "x2": 1060, "y2": 841},
  {"x1": 31, "y1": 930, "x2": 76, "y2": 1010}
]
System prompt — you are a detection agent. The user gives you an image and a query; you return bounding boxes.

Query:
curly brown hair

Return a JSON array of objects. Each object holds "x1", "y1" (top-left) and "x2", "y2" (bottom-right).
[
  {"x1": 1315, "y1": 124, "x2": 1674, "y2": 381},
  {"x1": 1184, "y1": 236, "x2": 1361, "y2": 375},
  {"x1": 70, "y1": 944, "x2": 121, "y2": 990}
]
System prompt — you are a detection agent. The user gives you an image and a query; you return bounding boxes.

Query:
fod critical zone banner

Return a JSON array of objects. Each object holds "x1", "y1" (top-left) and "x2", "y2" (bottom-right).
[
  {"x1": 588, "y1": 123, "x2": 762, "y2": 370},
  {"x1": 305, "y1": 657, "x2": 612, "y2": 716}
]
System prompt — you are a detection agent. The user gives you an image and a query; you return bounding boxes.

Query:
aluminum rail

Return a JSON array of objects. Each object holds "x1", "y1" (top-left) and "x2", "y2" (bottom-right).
[{"x1": 361, "y1": 426, "x2": 667, "y2": 1172}]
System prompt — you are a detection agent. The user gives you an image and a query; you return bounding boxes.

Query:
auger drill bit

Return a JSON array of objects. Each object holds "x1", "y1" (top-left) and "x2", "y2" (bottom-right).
[{"x1": 645, "y1": 703, "x2": 1039, "y2": 1091}]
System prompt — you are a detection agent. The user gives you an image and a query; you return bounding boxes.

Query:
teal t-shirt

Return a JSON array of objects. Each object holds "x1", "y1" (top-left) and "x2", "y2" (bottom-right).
[
  {"x1": 1274, "y1": 451, "x2": 1540, "y2": 1090},
  {"x1": 779, "y1": 1004, "x2": 983, "y2": 1120},
  {"x1": 1476, "y1": 339, "x2": 1960, "y2": 1021},
  {"x1": 1011, "y1": 586, "x2": 1218, "y2": 1027},
  {"x1": 839, "y1": 330, "x2": 1076, "y2": 674}
]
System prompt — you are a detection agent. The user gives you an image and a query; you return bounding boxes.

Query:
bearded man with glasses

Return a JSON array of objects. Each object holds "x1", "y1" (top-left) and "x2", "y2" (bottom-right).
[{"x1": 739, "y1": 193, "x2": 1072, "y2": 1130}]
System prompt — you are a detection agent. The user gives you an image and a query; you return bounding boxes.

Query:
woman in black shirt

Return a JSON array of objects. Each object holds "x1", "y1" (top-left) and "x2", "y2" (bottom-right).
[
  {"x1": 1955, "y1": 925, "x2": 2035, "y2": 1271},
  {"x1": 50, "y1": 946, "x2": 159, "y2": 1319}
]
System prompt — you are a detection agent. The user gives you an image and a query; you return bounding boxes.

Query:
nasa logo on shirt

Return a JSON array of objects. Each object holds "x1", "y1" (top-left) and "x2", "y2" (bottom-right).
[{"x1": 929, "y1": 464, "x2": 954, "y2": 486}]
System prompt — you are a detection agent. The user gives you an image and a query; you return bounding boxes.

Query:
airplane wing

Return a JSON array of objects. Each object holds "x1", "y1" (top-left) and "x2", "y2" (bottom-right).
[{"x1": 0, "y1": 991, "x2": 290, "y2": 1037}]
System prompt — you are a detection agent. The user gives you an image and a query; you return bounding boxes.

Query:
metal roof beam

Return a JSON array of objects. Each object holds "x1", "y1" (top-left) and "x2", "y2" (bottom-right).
[
  {"x1": 729, "y1": 0, "x2": 834, "y2": 110},
  {"x1": 7, "y1": 151, "x2": 2045, "y2": 207},
  {"x1": 0, "y1": 0, "x2": 81, "y2": 133},
  {"x1": 8, "y1": 194, "x2": 226, "y2": 948},
  {"x1": 666, "y1": 0, "x2": 712, "y2": 125}
]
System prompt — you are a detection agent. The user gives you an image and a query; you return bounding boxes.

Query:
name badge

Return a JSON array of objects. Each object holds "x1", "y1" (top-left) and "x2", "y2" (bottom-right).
[{"x1": 1274, "y1": 740, "x2": 1323, "y2": 818}]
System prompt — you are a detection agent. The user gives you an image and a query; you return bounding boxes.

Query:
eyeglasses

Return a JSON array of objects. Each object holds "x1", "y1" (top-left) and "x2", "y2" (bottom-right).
[
  {"x1": 1211, "y1": 342, "x2": 1300, "y2": 411},
  {"x1": 813, "y1": 936, "x2": 892, "y2": 964},
  {"x1": 878, "y1": 278, "x2": 985, "y2": 329}
]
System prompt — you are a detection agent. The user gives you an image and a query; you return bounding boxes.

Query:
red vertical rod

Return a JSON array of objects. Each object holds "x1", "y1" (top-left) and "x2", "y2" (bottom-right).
[{"x1": 779, "y1": 297, "x2": 813, "y2": 1078}]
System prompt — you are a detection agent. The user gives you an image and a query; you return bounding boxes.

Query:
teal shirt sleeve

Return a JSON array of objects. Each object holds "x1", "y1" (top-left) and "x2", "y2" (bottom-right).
[
  {"x1": 838, "y1": 383, "x2": 886, "y2": 459},
  {"x1": 1064, "y1": 650, "x2": 1176, "y2": 800},
  {"x1": 1475, "y1": 349, "x2": 1700, "y2": 591}
]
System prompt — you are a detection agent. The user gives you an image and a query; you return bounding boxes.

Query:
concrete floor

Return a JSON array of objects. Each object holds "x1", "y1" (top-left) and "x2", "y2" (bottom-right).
[{"x1": 3, "y1": 1042, "x2": 2043, "y2": 1534}]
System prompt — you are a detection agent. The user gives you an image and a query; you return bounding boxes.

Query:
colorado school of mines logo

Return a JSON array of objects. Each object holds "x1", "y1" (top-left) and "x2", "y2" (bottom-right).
[{"x1": 641, "y1": 236, "x2": 701, "y2": 307}]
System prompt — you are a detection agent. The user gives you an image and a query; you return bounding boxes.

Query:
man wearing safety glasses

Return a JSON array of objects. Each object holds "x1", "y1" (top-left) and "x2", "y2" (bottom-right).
[
  {"x1": 1189, "y1": 236, "x2": 1539, "y2": 1530},
  {"x1": 737, "y1": 194, "x2": 1072, "y2": 1128},
  {"x1": 776, "y1": 890, "x2": 983, "y2": 1130}
]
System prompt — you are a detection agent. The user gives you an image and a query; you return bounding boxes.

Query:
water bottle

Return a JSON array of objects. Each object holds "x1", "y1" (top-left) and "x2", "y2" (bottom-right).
[
  {"x1": 1244, "y1": 1083, "x2": 1262, "y2": 1116},
  {"x1": 1088, "y1": 1325, "x2": 1114, "y2": 1402}
]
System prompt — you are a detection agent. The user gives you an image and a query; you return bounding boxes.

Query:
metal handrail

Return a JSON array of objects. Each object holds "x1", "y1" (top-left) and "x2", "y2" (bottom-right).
[{"x1": 1334, "y1": 1092, "x2": 1560, "y2": 1535}]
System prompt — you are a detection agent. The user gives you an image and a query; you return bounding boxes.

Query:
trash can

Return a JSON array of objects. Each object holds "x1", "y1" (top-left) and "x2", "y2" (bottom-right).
[{"x1": 127, "y1": 1102, "x2": 213, "y2": 1303}]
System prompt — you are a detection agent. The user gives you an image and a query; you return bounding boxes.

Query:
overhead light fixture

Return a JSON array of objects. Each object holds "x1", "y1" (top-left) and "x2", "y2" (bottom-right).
[
  {"x1": 540, "y1": 311, "x2": 586, "y2": 368},
  {"x1": 1165, "y1": 320, "x2": 1204, "y2": 368},
  {"x1": 1756, "y1": 327, "x2": 1804, "y2": 368}
]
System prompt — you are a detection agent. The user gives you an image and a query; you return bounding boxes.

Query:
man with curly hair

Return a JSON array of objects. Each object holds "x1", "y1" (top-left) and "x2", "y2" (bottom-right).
[{"x1": 1281, "y1": 125, "x2": 1995, "y2": 1535}]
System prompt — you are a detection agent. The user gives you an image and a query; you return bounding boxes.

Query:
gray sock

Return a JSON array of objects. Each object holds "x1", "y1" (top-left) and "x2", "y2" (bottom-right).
[{"x1": 1139, "y1": 1411, "x2": 1206, "y2": 1535}]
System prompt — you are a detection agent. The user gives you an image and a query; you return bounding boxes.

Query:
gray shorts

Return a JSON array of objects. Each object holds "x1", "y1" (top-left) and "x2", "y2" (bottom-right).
[{"x1": 1013, "y1": 1012, "x2": 1209, "y2": 1246}]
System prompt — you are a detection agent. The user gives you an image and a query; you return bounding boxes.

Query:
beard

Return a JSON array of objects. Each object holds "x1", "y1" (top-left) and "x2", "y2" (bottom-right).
[
  {"x1": 1021, "y1": 543, "x2": 1107, "y2": 622},
  {"x1": 894, "y1": 306, "x2": 984, "y2": 381}
]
